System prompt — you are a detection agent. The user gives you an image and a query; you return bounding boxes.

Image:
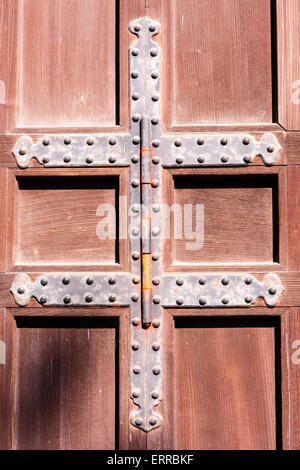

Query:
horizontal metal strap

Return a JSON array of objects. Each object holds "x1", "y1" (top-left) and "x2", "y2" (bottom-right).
[
  {"x1": 10, "y1": 272, "x2": 135, "y2": 307},
  {"x1": 160, "y1": 273, "x2": 284, "y2": 307},
  {"x1": 159, "y1": 133, "x2": 281, "y2": 167},
  {"x1": 12, "y1": 134, "x2": 134, "y2": 168}
]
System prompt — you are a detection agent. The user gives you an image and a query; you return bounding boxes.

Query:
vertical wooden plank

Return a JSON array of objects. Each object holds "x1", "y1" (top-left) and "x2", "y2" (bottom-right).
[
  {"x1": 287, "y1": 166, "x2": 300, "y2": 271},
  {"x1": 0, "y1": 309, "x2": 15, "y2": 450},
  {"x1": 282, "y1": 308, "x2": 300, "y2": 449},
  {"x1": 277, "y1": 0, "x2": 300, "y2": 130}
]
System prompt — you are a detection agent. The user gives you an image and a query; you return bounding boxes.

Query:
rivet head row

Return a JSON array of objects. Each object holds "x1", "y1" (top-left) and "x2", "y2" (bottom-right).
[
  {"x1": 152, "y1": 277, "x2": 160, "y2": 286},
  {"x1": 152, "y1": 319, "x2": 160, "y2": 328},
  {"x1": 135, "y1": 417, "x2": 143, "y2": 426},
  {"x1": 152, "y1": 342, "x2": 160, "y2": 351},
  {"x1": 152, "y1": 139, "x2": 160, "y2": 148},
  {"x1": 150, "y1": 48, "x2": 158, "y2": 57},
  {"x1": 132, "y1": 317, "x2": 140, "y2": 326},
  {"x1": 132, "y1": 342, "x2": 139, "y2": 351},
  {"x1": 152, "y1": 366, "x2": 161, "y2": 375},
  {"x1": 85, "y1": 294, "x2": 93, "y2": 303},
  {"x1": 131, "y1": 48, "x2": 139, "y2": 56},
  {"x1": 151, "y1": 71, "x2": 159, "y2": 79},
  {"x1": 63, "y1": 295, "x2": 71, "y2": 304},
  {"x1": 131, "y1": 293, "x2": 139, "y2": 302},
  {"x1": 62, "y1": 277, "x2": 70, "y2": 285},
  {"x1": 131, "y1": 179, "x2": 139, "y2": 188},
  {"x1": 176, "y1": 296, "x2": 184, "y2": 305},
  {"x1": 245, "y1": 295, "x2": 253, "y2": 303},
  {"x1": 132, "y1": 251, "x2": 140, "y2": 260},
  {"x1": 109, "y1": 276, "x2": 116, "y2": 285},
  {"x1": 153, "y1": 295, "x2": 161, "y2": 304},
  {"x1": 86, "y1": 137, "x2": 94, "y2": 146},
  {"x1": 222, "y1": 296, "x2": 230, "y2": 305},
  {"x1": 86, "y1": 277, "x2": 94, "y2": 285},
  {"x1": 109, "y1": 294, "x2": 116, "y2": 302},
  {"x1": 269, "y1": 287, "x2": 277, "y2": 295},
  {"x1": 132, "y1": 276, "x2": 140, "y2": 284},
  {"x1": 40, "y1": 296, "x2": 47, "y2": 304},
  {"x1": 222, "y1": 277, "x2": 230, "y2": 286},
  {"x1": 43, "y1": 138, "x2": 50, "y2": 146},
  {"x1": 199, "y1": 297, "x2": 207, "y2": 306},
  {"x1": 40, "y1": 278, "x2": 48, "y2": 286},
  {"x1": 176, "y1": 278, "x2": 184, "y2": 286},
  {"x1": 17, "y1": 287, "x2": 25, "y2": 294},
  {"x1": 245, "y1": 277, "x2": 252, "y2": 285},
  {"x1": 149, "y1": 417, "x2": 158, "y2": 426},
  {"x1": 19, "y1": 147, "x2": 27, "y2": 155},
  {"x1": 131, "y1": 71, "x2": 138, "y2": 79},
  {"x1": 132, "y1": 389, "x2": 140, "y2": 398},
  {"x1": 151, "y1": 390, "x2": 160, "y2": 399},
  {"x1": 133, "y1": 365, "x2": 142, "y2": 374},
  {"x1": 199, "y1": 277, "x2": 206, "y2": 285}
]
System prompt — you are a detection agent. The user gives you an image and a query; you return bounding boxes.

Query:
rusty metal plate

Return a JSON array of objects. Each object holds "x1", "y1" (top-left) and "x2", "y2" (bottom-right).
[{"x1": 160, "y1": 273, "x2": 284, "y2": 308}]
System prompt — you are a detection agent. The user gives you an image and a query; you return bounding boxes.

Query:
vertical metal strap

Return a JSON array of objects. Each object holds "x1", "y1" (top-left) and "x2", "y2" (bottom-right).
[{"x1": 129, "y1": 17, "x2": 163, "y2": 432}]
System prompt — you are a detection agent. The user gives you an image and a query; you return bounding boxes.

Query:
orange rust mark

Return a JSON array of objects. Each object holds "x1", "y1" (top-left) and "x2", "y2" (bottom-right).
[
  {"x1": 142, "y1": 254, "x2": 151, "y2": 290},
  {"x1": 141, "y1": 148, "x2": 153, "y2": 154}
]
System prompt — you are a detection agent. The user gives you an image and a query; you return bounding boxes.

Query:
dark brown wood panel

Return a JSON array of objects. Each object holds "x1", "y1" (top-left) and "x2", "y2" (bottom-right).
[
  {"x1": 17, "y1": 0, "x2": 117, "y2": 128},
  {"x1": 173, "y1": 316, "x2": 278, "y2": 450},
  {"x1": 14, "y1": 316, "x2": 118, "y2": 450},
  {"x1": 156, "y1": 0, "x2": 273, "y2": 128}
]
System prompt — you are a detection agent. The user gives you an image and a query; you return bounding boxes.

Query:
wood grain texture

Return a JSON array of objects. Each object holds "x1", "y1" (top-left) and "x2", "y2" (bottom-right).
[
  {"x1": 160, "y1": 0, "x2": 273, "y2": 127},
  {"x1": 277, "y1": 0, "x2": 300, "y2": 130},
  {"x1": 174, "y1": 316, "x2": 278, "y2": 450},
  {"x1": 14, "y1": 316, "x2": 117, "y2": 450},
  {"x1": 281, "y1": 308, "x2": 300, "y2": 449},
  {"x1": 18, "y1": 0, "x2": 116, "y2": 128}
]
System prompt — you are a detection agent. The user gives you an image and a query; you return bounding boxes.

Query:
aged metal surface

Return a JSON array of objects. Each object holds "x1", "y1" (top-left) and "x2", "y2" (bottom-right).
[
  {"x1": 160, "y1": 273, "x2": 284, "y2": 308},
  {"x1": 10, "y1": 272, "x2": 133, "y2": 307},
  {"x1": 128, "y1": 17, "x2": 163, "y2": 433}
]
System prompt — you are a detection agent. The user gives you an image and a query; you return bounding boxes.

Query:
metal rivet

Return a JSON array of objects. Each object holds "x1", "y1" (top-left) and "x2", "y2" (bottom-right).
[
  {"x1": 132, "y1": 276, "x2": 140, "y2": 284},
  {"x1": 243, "y1": 137, "x2": 250, "y2": 145},
  {"x1": 40, "y1": 296, "x2": 47, "y2": 304},
  {"x1": 132, "y1": 389, "x2": 140, "y2": 398},
  {"x1": 131, "y1": 71, "x2": 138, "y2": 79},
  {"x1": 63, "y1": 296, "x2": 71, "y2": 304},
  {"x1": 199, "y1": 277, "x2": 207, "y2": 285},
  {"x1": 131, "y1": 155, "x2": 139, "y2": 163},
  {"x1": 245, "y1": 277, "x2": 252, "y2": 285},
  {"x1": 243, "y1": 155, "x2": 251, "y2": 163},
  {"x1": 152, "y1": 277, "x2": 160, "y2": 285},
  {"x1": 174, "y1": 139, "x2": 182, "y2": 147},
  {"x1": 85, "y1": 294, "x2": 93, "y2": 303},
  {"x1": 269, "y1": 287, "x2": 277, "y2": 295},
  {"x1": 176, "y1": 297, "x2": 184, "y2": 305},
  {"x1": 267, "y1": 145, "x2": 275, "y2": 153},
  {"x1": 132, "y1": 317, "x2": 140, "y2": 326},
  {"x1": 135, "y1": 417, "x2": 143, "y2": 426},
  {"x1": 152, "y1": 139, "x2": 160, "y2": 148},
  {"x1": 222, "y1": 296, "x2": 230, "y2": 305},
  {"x1": 150, "y1": 48, "x2": 158, "y2": 57},
  {"x1": 176, "y1": 156, "x2": 183, "y2": 164},
  {"x1": 220, "y1": 138, "x2": 228, "y2": 146},
  {"x1": 131, "y1": 227, "x2": 139, "y2": 237},
  {"x1": 62, "y1": 277, "x2": 70, "y2": 285},
  {"x1": 109, "y1": 294, "x2": 116, "y2": 302},
  {"x1": 152, "y1": 252, "x2": 160, "y2": 261},
  {"x1": 152, "y1": 227, "x2": 160, "y2": 236},
  {"x1": 132, "y1": 251, "x2": 140, "y2": 260},
  {"x1": 108, "y1": 155, "x2": 116, "y2": 163},
  {"x1": 131, "y1": 293, "x2": 139, "y2": 302},
  {"x1": 86, "y1": 277, "x2": 94, "y2": 285},
  {"x1": 151, "y1": 390, "x2": 160, "y2": 399},
  {"x1": 151, "y1": 117, "x2": 159, "y2": 125},
  {"x1": 152, "y1": 205, "x2": 160, "y2": 213},
  {"x1": 132, "y1": 93, "x2": 139, "y2": 101},
  {"x1": 152, "y1": 94, "x2": 159, "y2": 102},
  {"x1": 221, "y1": 155, "x2": 229, "y2": 163},
  {"x1": 64, "y1": 137, "x2": 71, "y2": 145},
  {"x1": 134, "y1": 24, "x2": 141, "y2": 32},
  {"x1": 86, "y1": 137, "x2": 94, "y2": 146},
  {"x1": 222, "y1": 277, "x2": 230, "y2": 286},
  {"x1": 108, "y1": 276, "x2": 116, "y2": 285},
  {"x1": 149, "y1": 417, "x2": 158, "y2": 426},
  {"x1": 197, "y1": 138, "x2": 205, "y2": 145},
  {"x1": 42, "y1": 156, "x2": 49, "y2": 164},
  {"x1": 245, "y1": 295, "x2": 253, "y2": 303},
  {"x1": 19, "y1": 147, "x2": 27, "y2": 155},
  {"x1": 40, "y1": 278, "x2": 48, "y2": 286},
  {"x1": 197, "y1": 155, "x2": 205, "y2": 163},
  {"x1": 152, "y1": 342, "x2": 160, "y2": 351},
  {"x1": 152, "y1": 179, "x2": 159, "y2": 188},
  {"x1": 176, "y1": 278, "x2": 184, "y2": 286},
  {"x1": 152, "y1": 366, "x2": 161, "y2": 375},
  {"x1": 109, "y1": 137, "x2": 116, "y2": 146},
  {"x1": 132, "y1": 114, "x2": 140, "y2": 122},
  {"x1": 131, "y1": 179, "x2": 139, "y2": 188},
  {"x1": 199, "y1": 297, "x2": 207, "y2": 306},
  {"x1": 152, "y1": 319, "x2": 160, "y2": 328},
  {"x1": 131, "y1": 48, "x2": 139, "y2": 56},
  {"x1": 132, "y1": 342, "x2": 139, "y2": 351},
  {"x1": 63, "y1": 154, "x2": 71, "y2": 163},
  {"x1": 132, "y1": 204, "x2": 140, "y2": 214},
  {"x1": 17, "y1": 287, "x2": 25, "y2": 295},
  {"x1": 149, "y1": 24, "x2": 156, "y2": 32},
  {"x1": 43, "y1": 138, "x2": 50, "y2": 146},
  {"x1": 151, "y1": 71, "x2": 159, "y2": 79},
  {"x1": 152, "y1": 156, "x2": 160, "y2": 165},
  {"x1": 132, "y1": 136, "x2": 140, "y2": 145},
  {"x1": 153, "y1": 296, "x2": 161, "y2": 305},
  {"x1": 86, "y1": 155, "x2": 93, "y2": 164},
  {"x1": 133, "y1": 365, "x2": 142, "y2": 374}
]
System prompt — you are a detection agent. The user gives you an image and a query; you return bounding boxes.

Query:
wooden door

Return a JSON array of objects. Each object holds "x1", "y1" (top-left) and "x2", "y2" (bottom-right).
[{"x1": 0, "y1": 0, "x2": 300, "y2": 451}]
